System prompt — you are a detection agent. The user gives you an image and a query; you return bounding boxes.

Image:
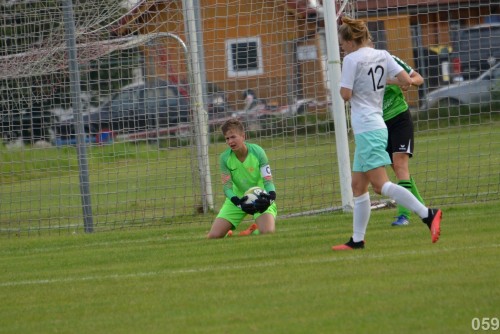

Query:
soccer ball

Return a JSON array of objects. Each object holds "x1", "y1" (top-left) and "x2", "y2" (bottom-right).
[{"x1": 243, "y1": 186, "x2": 265, "y2": 205}]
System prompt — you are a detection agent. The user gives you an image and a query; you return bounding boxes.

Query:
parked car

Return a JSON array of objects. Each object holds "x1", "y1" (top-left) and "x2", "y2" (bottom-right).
[
  {"x1": 420, "y1": 62, "x2": 500, "y2": 110},
  {"x1": 54, "y1": 79, "x2": 190, "y2": 141},
  {"x1": 206, "y1": 83, "x2": 231, "y2": 120},
  {"x1": 206, "y1": 91, "x2": 232, "y2": 121},
  {"x1": 1, "y1": 105, "x2": 55, "y2": 145},
  {"x1": 450, "y1": 23, "x2": 500, "y2": 82}
]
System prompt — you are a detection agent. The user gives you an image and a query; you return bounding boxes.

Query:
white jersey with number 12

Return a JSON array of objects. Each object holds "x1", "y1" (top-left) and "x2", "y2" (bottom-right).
[{"x1": 340, "y1": 47, "x2": 404, "y2": 135}]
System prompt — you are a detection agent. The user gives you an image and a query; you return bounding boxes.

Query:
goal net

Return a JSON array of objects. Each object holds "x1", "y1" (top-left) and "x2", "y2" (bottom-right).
[{"x1": 0, "y1": 0, "x2": 498, "y2": 235}]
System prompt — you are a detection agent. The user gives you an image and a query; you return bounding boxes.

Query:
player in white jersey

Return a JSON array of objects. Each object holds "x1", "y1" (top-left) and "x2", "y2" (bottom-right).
[{"x1": 331, "y1": 17, "x2": 443, "y2": 250}]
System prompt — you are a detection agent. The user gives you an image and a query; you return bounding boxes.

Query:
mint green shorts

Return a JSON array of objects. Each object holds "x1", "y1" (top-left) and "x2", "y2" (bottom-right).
[
  {"x1": 217, "y1": 198, "x2": 278, "y2": 229},
  {"x1": 353, "y1": 129, "x2": 392, "y2": 172}
]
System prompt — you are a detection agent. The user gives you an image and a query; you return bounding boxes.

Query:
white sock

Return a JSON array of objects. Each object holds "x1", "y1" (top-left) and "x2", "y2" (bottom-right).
[
  {"x1": 381, "y1": 182, "x2": 428, "y2": 218},
  {"x1": 353, "y1": 192, "x2": 371, "y2": 242}
]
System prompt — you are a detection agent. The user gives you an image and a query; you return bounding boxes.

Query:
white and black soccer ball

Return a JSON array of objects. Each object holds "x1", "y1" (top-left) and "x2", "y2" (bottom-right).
[{"x1": 243, "y1": 187, "x2": 266, "y2": 205}]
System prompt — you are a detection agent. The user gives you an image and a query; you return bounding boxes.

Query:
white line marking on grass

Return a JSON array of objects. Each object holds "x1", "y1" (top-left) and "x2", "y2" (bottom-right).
[
  {"x1": 1, "y1": 243, "x2": 498, "y2": 287},
  {"x1": 0, "y1": 237, "x2": 181, "y2": 256}
]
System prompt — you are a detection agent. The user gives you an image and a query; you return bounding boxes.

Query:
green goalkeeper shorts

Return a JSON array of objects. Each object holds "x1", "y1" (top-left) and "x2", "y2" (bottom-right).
[{"x1": 217, "y1": 197, "x2": 277, "y2": 228}]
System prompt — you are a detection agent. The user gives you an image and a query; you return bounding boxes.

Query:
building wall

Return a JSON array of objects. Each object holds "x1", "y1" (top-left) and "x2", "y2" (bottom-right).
[
  {"x1": 121, "y1": 0, "x2": 326, "y2": 110},
  {"x1": 118, "y1": 1, "x2": 495, "y2": 109},
  {"x1": 357, "y1": 3, "x2": 496, "y2": 106}
]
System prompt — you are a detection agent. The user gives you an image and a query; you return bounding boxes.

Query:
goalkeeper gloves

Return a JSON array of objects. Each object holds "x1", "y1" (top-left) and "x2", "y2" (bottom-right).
[
  {"x1": 254, "y1": 191, "x2": 276, "y2": 213},
  {"x1": 231, "y1": 196, "x2": 257, "y2": 215}
]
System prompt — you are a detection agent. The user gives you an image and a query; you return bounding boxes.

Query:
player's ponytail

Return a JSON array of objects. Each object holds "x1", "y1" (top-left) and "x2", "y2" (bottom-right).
[{"x1": 338, "y1": 16, "x2": 371, "y2": 45}]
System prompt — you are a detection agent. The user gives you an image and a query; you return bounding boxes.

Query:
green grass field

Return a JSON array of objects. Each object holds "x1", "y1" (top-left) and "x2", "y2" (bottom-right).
[
  {"x1": 1, "y1": 120, "x2": 499, "y2": 234},
  {"x1": 1, "y1": 201, "x2": 498, "y2": 334}
]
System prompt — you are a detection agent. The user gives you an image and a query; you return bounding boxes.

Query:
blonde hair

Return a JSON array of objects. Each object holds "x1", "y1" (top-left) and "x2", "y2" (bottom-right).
[
  {"x1": 338, "y1": 16, "x2": 371, "y2": 45},
  {"x1": 221, "y1": 118, "x2": 245, "y2": 136}
]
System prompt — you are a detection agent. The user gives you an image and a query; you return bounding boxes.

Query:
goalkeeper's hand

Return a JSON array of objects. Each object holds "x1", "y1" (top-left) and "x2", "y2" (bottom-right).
[
  {"x1": 231, "y1": 196, "x2": 257, "y2": 215},
  {"x1": 254, "y1": 191, "x2": 276, "y2": 213}
]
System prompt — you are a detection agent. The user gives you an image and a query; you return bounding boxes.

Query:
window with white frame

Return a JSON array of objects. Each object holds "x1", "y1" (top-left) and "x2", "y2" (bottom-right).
[{"x1": 226, "y1": 37, "x2": 264, "y2": 77}]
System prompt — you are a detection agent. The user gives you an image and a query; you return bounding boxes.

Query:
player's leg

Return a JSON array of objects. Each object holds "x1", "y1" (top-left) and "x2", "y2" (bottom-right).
[
  {"x1": 393, "y1": 155, "x2": 426, "y2": 225},
  {"x1": 350, "y1": 144, "x2": 373, "y2": 243},
  {"x1": 333, "y1": 131, "x2": 380, "y2": 250},
  {"x1": 351, "y1": 170, "x2": 371, "y2": 233},
  {"x1": 378, "y1": 176, "x2": 427, "y2": 216},
  {"x1": 392, "y1": 153, "x2": 411, "y2": 180},
  {"x1": 332, "y1": 171, "x2": 370, "y2": 250},
  {"x1": 380, "y1": 179, "x2": 441, "y2": 239},
  {"x1": 360, "y1": 128, "x2": 434, "y2": 229},
  {"x1": 386, "y1": 126, "x2": 410, "y2": 225},
  {"x1": 255, "y1": 213, "x2": 275, "y2": 234},
  {"x1": 379, "y1": 179, "x2": 442, "y2": 242},
  {"x1": 392, "y1": 153, "x2": 412, "y2": 225},
  {"x1": 410, "y1": 176, "x2": 424, "y2": 204},
  {"x1": 367, "y1": 165, "x2": 426, "y2": 227},
  {"x1": 207, "y1": 218, "x2": 234, "y2": 239},
  {"x1": 362, "y1": 136, "x2": 434, "y2": 230},
  {"x1": 207, "y1": 199, "x2": 245, "y2": 239},
  {"x1": 240, "y1": 202, "x2": 278, "y2": 236},
  {"x1": 387, "y1": 110, "x2": 423, "y2": 225}
]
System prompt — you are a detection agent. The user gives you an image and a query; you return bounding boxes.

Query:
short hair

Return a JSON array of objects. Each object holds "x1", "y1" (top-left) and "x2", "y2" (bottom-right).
[
  {"x1": 221, "y1": 118, "x2": 245, "y2": 135},
  {"x1": 338, "y1": 16, "x2": 371, "y2": 45}
]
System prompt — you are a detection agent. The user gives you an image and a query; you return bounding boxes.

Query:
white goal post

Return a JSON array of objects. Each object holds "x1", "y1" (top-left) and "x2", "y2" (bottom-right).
[{"x1": 0, "y1": 0, "x2": 499, "y2": 236}]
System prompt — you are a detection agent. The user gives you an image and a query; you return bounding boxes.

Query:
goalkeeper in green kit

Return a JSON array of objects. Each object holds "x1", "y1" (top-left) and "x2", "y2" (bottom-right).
[
  {"x1": 384, "y1": 54, "x2": 426, "y2": 226},
  {"x1": 207, "y1": 118, "x2": 277, "y2": 239}
]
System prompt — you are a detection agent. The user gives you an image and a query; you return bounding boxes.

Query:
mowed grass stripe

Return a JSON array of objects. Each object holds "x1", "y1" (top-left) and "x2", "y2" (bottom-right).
[{"x1": 1, "y1": 242, "x2": 498, "y2": 288}]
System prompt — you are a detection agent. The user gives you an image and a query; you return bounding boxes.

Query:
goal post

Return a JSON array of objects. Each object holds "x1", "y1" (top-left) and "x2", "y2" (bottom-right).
[
  {"x1": 62, "y1": 0, "x2": 94, "y2": 232},
  {"x1": 0, "y1": 0, "x2": 499, "y2": 236},
  {"x1": 323, "y1": 0, "x2": 353, "y2": 211},
  {"x1": 182, "y1": 0, "x2": 214, "y2": 213}
]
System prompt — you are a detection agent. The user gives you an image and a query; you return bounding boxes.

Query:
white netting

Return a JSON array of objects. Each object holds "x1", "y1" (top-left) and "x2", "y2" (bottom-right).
[
  {"x1": 1, "y1": 0, "x2": 499, "y2": 236},
  {"x1": 0, "y1": 0, "x2": 132, "y2": 77}
]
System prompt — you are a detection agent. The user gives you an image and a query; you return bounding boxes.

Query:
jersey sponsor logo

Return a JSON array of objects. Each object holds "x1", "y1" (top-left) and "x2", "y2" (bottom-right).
[{"x1": 398, "y1": 144, "x2": 409, "y2": 152}]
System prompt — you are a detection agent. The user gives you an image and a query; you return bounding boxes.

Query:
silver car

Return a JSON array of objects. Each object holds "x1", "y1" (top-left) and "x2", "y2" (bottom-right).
[{"x1": 421, "y1": 62, "x2": 500, "y2": 110}]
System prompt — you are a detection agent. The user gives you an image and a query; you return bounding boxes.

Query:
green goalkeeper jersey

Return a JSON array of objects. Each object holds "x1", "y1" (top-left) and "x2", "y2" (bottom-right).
[
  {"x1": 219, "y1": 142, "x2": 276, "y2": 199},
  {"x1": 382, "y1": 55, "x2": 413, "y2": 122}
]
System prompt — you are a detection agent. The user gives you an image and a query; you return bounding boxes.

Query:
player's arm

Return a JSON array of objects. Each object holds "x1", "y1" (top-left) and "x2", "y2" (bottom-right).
[
  {"x1": 387, "y1": 53, "x2": 412, "y2": 87},
  {"x1": 400, "y1": 71, "x2": 424, "y2": 91},
  {"x1": 395, "y1": 70, "x2": 412, "y2": 87},
  {"x1": 409, "y1": 70, "x2": 424, "y2": 87},
  {"x1": 254, "y1": 147, "x2": 276, "y2": 212},
  {"x1": 254, "y1": 170, "x2": 276, "y2": 213},
  {"x1": 219, "y1": 154, "x2": 237, "y2": 200},
  {"x1": 389, "y1": 55, "x2": 423, "y2": 88},
  {"x1": 340, "y1": 87, "x2": 352, "y2": 102},
  {"x1": 388, "y1": 71, "x2": 423, "y2": 88},
  {"x1": 254, "y1": 146, "x2": 275, "y2": 195},
  {"x1": 339, "y1": 56, "x2": 354, "y2": 102}
]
